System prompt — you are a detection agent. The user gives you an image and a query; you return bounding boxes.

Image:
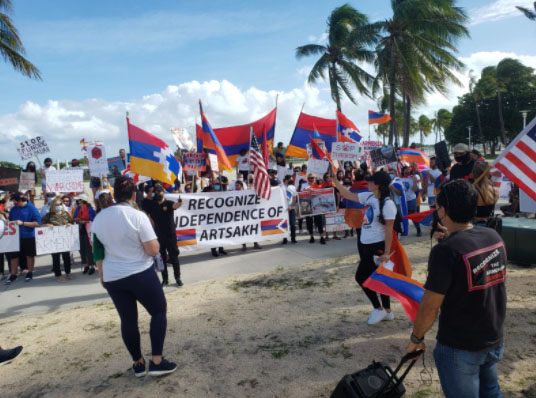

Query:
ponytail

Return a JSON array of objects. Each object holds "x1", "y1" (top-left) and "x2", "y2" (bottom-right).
[{"x1": 378, "y1": 184, "x2": 391, "y2": 225}]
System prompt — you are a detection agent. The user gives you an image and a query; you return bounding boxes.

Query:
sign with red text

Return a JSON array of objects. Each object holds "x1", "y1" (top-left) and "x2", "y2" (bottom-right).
[
  {"x1": 331, "y1": 142, "x2": 362, "y2": 162},
  {"x1": 0, "y1": 220, "x2": 19, "y2": 252},
  {"x1": 183, "y1": 153, "x2": 206, "y2": 172},
  {"x1": 45, "y1": 169, "x2": 84, "y2": 193},
  {"x1": 88, "y1": 144, "x2": 109, "y2": 176}
]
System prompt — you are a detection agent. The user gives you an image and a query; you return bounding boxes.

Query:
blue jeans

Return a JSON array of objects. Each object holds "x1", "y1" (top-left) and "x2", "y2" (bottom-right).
[
  {"x1": 434, "y1": 342, "x2": 504, "y2": 398},
  {"x1": 288, "y1": 209, "x2": 296, "y2": 241},
  {"x1": 406, "y1": 198, "x2": 421, "y2": 233},
  {"x1": 428, "y1": 196, "x2": 436, "y2": 206}
]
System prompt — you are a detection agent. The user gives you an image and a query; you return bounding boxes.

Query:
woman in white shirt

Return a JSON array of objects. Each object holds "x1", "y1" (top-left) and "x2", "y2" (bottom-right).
[
  {"x1": 92, "y1": 176, "x2": 177, "y2": 378},
  {"x1": 334, "y1": 171, "x2": 397, "y2": 325}
]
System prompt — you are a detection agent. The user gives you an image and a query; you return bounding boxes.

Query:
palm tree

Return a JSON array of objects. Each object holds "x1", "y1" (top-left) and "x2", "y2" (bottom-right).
[
  {"x1": 479, "y1": 65, "x2": 508, "y2": 144},
  {"x1": 469, "y1": 71, "x2": 486, "y2": 154},
  {"x1": 417, "y1": 115, "x2": 431, "y2": 150},
  {"x1": 435, "y1": 108, "x2": 453, "y2": 143},
  {"x1": 295, "y1": 4, "x2": 377, "y2": 111},
  {"x1": 372, "y1": 0, "x2": 468, "y2": 146},
  {"x1": 1, "y1": 0, "x2": 41, "y2": 79},
  {"x1": 517, "y1": 2, "x2": 536, "y2": 20}
]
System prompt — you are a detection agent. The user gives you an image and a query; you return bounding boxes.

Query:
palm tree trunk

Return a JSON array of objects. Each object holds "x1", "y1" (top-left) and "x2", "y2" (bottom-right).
[
  {"x1": 403, "y1": 93, "x2": 411, "y2": 147},
  {"x1": 475, "y1": 102, "x2": 485, "y2": 155},
  {"x1": 420, "y1": 130, "x2": 423, "y2": 150},
  {"x1": 388, "y1": 43, "x2": 396, "y2": 147},
  {"x1": 497, "y1": 91, "x2": 507, "y2": 144}
]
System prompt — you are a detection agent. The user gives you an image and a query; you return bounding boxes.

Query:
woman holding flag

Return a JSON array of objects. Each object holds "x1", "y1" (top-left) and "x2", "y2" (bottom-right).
[{"x1": 333, "y1": 170, "x2": 397, "y2": 325}]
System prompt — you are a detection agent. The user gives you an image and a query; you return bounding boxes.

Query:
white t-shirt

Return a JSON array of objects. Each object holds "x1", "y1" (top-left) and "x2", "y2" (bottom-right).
[
  {"x1": 92, "y1": 204, "x2": 157, "y2": 282},
  {"x1": 41, "y1": 165, "x2": 56, "y2": 183},
  {"x1": 358, "y1": 192, "x2": 397, "y2": 245},
  {"x1": 426, "y1": 169, "x2": 442, "y2": 197},
  {"x1": 236, "y1": 154, "x2": 250, "y2": 172},
  {"x1": 401, "y1": 177, "x2": 416, "y2": 201},
  {"x1": 285, "y1": 184, "x2": 298, "y2": 208}
]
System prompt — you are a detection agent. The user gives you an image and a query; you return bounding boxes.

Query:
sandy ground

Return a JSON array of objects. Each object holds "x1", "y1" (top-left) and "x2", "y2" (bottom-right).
[{"x1": 1, "y1": 240, "x2": 535, "y2": 398}]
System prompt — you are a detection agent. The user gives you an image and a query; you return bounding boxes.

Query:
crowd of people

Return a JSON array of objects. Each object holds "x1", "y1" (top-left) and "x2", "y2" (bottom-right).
[{"x1": 0, "y1": 141, "x2": 513, "y2": 395}]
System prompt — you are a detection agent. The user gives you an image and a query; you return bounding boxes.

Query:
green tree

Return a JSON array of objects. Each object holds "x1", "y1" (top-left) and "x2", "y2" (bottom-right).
[
  {"x1": 469, "y1": 71, "x2": 486, "y2": 154},
  {"x1": 517, "y1": 2, "x2": 536, "y2": 20},
  {"x1": 1, "y1": 0, "x2": 41, "y2": 79},
  {"x1": 295, "y1": 4, "x2": 377, "y2": 111},
  {"x1": 417, "y1": 115, "x2": 431, "y2": 149},
  {"x1": 372, "y1": 0, "x2": 468, "y2": 146},
  {"x1": 0, "y1": 160, "x2": 22, "y2": 169}
]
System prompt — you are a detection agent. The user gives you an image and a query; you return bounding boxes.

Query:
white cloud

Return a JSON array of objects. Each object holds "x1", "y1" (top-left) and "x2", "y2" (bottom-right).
[
  {"x1": 469, "y1": 0, "x2": 534, "y2": 26},
  {"x1": 306, "y1": 32, "x2": 328, "y2": 44}
]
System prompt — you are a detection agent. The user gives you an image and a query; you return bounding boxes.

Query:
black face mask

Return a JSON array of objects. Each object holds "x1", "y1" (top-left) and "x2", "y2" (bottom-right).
[
  {"x1": 454, "y1": 153, "x2": 470, "y2": 164},
  {"x1": 154, "y1": 193, "x2": 164, "y2": 202}
]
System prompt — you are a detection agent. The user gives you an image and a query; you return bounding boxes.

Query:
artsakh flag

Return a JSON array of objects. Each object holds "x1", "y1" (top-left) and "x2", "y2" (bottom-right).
[{"x1": 336, "y1": 110, "x2": 362, "y2": 143}]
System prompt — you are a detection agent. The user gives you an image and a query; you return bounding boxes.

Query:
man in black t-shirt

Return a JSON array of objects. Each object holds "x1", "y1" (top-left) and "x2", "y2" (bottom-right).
[
  {"x1": 148, "y1": 186, "x2": 184, "y2": 286},
  {"x1": 450, "y1": 143, "x2": 476, "y2": 183},
  {"x1": 141, "y1": 185, "x2": 156, "y2": 214},
  {"x1": 406, "y1": 180, "x2": 506, "y2": 398}
]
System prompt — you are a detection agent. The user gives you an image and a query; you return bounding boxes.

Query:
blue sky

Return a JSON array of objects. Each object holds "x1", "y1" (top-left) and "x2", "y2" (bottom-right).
[{"x1": 2, "y1": 0, "x2": 536, "y2": 164}]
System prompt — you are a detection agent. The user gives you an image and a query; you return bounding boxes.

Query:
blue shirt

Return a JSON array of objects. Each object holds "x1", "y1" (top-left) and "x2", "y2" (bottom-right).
[{"x1": 9, "y1": 202, "x2": 42, "y2": 239}]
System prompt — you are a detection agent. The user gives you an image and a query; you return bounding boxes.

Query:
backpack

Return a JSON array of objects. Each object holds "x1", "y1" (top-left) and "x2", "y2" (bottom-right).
[{"x1": 368, "y1": 193, "x2": 403, "y2": 234}]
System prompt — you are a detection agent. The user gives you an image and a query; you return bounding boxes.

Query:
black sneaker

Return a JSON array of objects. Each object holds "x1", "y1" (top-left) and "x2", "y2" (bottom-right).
[
  {"x1": 218, "y1": 248, "x2": 228, "y2": 255},
  {"x1": 4, "y1": 275, "x2": 17, "y2": 285},
  {"x1": 0, "y1": 346, "x2": 23, "y2": 366},
  {"x1": 176, "y1": 279, "x2": 183, "y2": 287},
  {"x1": 161, "y1": 279, "x2": 169, "y2": 286},
  {"x1": 282, "y1": 238, "x2": 288, "y2": 245},
  {"x1": 309, "y1": 237, "x2": 315, "y2": 243},
  {"x1": 88, "y1": 267, "x2": 95, "y2": 275},
  {"x1": 320, "y1": 237, "x2": 326, "y2": 245},
  {"x1": 132, "y1": 360, "x2": 147, "y2": 377},
  {"x1": 83, "y1": 266, "x2": 89, "y2": 274},
  {"x1": 211, "y1": 248, "x2": 219, "y2": 257},
  {"x1": 148, "y1": 358, "x2": 177, "y2": 376},
  {"x1": 25, "y1": 272, "x2": 33, "y2": 282},
  {"x1": 291, "y1": 239, "x2": 298, "y2": 244}
]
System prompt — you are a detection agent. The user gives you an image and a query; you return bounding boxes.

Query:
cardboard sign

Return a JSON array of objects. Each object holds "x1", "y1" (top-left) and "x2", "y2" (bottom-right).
[
  {"x1": 88, "y1": 144, "x2": 109, "y2": 177},
  {"x1": 107, "y1": 156, "x2": 126, "y2": 177},
  {"x1": 168, "y1": 187, "x2": 288, "y2": 251},
  {"x1": 19, "y1": 172, "x2": 36, "y2": 192},
  {"x1": 35, "y1": 225, "x2": 80, "y2": 255},
  {"x1": 370, "y1": 146, "x2": 397, "y2": 168},
  {"x1": 171, "y1": 128, "x2": 195, "y2": 151},
  {"x1": 16, "y1": 136, "x2": 50, "y2": 161},
  {"x1": 208, "y1": 153, "x2": 219, "y2": 172},
  {"x1": 306, "y1": 140, "x2": 326, "y2": 159},
  {"x1": 325, "y1": 209, "x2": 350, "y2": 232},
  {"x1": 0, "y1": 221, "x2": 20, "y2": 253},
  {"x1": 306, "y1": 159, "x2": 330, "y2": 178},
  {"x1": 183, "y1": 153, "x2": 206, "y2": 172},
  {"x1": 331, "y1": 142, "x2": 362, "y2": 161},
  {"x1": 0, "y1": 167, "x2": 21, "y2": 192},
  {"x1": 297, "y1": 188, "x2": 337, "y2": 217},
  {"x1": 45, "y1": 169, "x2": 84, "y2": 193}
]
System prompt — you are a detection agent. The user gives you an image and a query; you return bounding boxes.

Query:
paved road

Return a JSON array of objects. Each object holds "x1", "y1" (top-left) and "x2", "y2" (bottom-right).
[{"x1": 1, "y1": 228, "x2": 427, "y2": 319}]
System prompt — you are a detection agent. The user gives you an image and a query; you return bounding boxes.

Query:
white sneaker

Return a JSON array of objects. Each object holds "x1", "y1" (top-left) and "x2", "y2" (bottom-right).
[
  {"x1": 384, "y1": 311, "x2": 394, "y2": 321},
  {"x1": 368, "y1": 309, "x2": 388, "y2": 325}
]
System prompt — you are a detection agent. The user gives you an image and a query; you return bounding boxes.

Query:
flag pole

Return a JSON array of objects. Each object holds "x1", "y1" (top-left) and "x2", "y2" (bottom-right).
[{"x1": 368, "y1": 123, "x2": 371, "y2": 141}]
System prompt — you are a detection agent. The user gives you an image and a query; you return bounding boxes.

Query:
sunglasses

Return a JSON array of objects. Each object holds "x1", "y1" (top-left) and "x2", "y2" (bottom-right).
[{"x1": 308, "y1": 177, "x2": 315, "y2": 180}]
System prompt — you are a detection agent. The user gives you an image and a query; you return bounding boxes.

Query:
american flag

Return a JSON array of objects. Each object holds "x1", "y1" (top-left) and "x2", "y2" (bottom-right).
[
  {"x1": 249, "y1": 127, "x2": 271, "y2": 200},
  {"x1": 493, "y1": 116, "x2": 536, "y2": 201}
]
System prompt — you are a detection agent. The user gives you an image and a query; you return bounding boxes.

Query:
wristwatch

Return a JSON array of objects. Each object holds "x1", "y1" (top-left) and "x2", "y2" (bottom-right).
[{"x1": 410, "y1": 332, "x2": 424, "y2": 344}]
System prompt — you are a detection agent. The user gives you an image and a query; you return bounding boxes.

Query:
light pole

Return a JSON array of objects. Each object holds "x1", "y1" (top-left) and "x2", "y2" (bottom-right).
[
  {"x1": 520, "y1": 110, "x2": 529, "y2": 129},
  {"x1": 467, "y1": 126, "x2": 472, "y2": 149}
]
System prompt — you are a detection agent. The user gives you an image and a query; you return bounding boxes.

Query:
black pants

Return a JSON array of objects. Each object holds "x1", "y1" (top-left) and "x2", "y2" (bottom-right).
[
  {"x1": 355, "y1": 241, "x2": 390, "y2": 309},
  {"x1": 159, "y1": 236, "x2": 180, "y2": 282},
  {"x1": 288, "y1": 209, "x2": 297, "y2": 241},
  {"x1": 52, "y1": 252, "x2": 71, "y2": 277},
  {"x1": 306, "y1": 215, "x2": 324, "y2": 235},
  {"x1": 104, "y1": 266, "x2": 167, "y2": 361},
  {"x1": 79, "y1": 225, "x2": 95, "y2": 266},
  {"x1": 298, "y1": 218, "x2": 303, "y2": 231},
  {"x1": 356, "y1": 228, "x2": 363, "y2": 260}
]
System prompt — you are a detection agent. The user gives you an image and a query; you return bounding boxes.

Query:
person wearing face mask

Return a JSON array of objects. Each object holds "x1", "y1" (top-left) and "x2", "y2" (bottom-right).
[
  {"x1": 391, "y1": 166, "x2": 422, "y2": 237},
  {"x1": 450, "y1": 143, "x2": 476, "y2": 183},
  {"x1": 42, "y1": 198, "x2": 74, "y2": 282},
  {"x1": 146, "y1": 186, "x2": 183, "y2": 287},
  {"x1": 23, "y1": 161, "x2": 37, "y2": 204},
  {"x1": 40, "y1": 157, "x2": 56, "y2": 205},
  {"x1": 142, "y1": 185, "x2": 156, "y2": 214},
  {"x1": 229, "y1": 174, "x2": 247, "y2": 191}
]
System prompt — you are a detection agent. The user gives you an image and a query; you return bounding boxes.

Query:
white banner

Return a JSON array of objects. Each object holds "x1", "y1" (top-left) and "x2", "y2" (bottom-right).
[
  {"x1": 169, "y1": 187, "x2": 288, "y2": 251},
  {"x1": 307, "y1": 159, "x2": 330, "y2": 177},
  {"x1": 16, "y1": 136, "x2": 50, "y2": 161},
  {"x1": 297, "y1": 188, "x2": 337, "y2": 217},
  {"x1": 325, "y1": 209, "x2": 350, "y2": 232},
  {"x1": 331, "y1": 141, "x2": 362, "y2": 161},
  {"x1": 35, "y1": 225, "x2": 80, "y2": 255},
  {"x1": 0, "y1": 221, "x2": 20, "y2": 253},
  {"x1": 45, "y1": 169, "x2": 84, "y2": 193},
  {"x1": 88, "y1": 144, "x2": 109, "y2": 177},
  {"x1": 19, "y1": 172, "x2": 36, "y2": 192}
]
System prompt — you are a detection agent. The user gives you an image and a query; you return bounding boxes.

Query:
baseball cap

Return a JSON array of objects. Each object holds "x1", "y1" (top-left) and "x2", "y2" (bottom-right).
[
  {"x1": 452, "y1": 143, "x2": 469, "y2": 153},
  {"x1": 365, "y1": 171, "x2": 391, "y2": 186},
  {"x1": 11, "y1": 192, "x2": 26, "y2": 201},
  {"x1": 95, "y1": 189, "x2": 110, "y2": 199},
  {"x1": 71, "y1": 158, "x2": 80, "y2": 165}
]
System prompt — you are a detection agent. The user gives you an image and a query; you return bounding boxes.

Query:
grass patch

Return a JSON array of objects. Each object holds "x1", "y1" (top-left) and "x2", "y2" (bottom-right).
[
  {"x1": 258, "y1": 334, "x2": 290, "y2": 359},
  {"x1": 231, "y1": 275, "x2": 319, "y2": 291}
]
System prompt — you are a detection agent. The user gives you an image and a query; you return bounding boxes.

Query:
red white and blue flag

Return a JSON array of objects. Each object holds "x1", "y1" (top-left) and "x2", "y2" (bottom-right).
[
  {"x1": 493, "y1": 116, "x2": 536, "y2": 201},
  {"x1": 249, "y1": 127, "x2": 271, "y2": 200}
]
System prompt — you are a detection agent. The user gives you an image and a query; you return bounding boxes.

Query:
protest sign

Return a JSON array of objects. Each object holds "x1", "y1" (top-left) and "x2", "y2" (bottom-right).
[
  {"x1": 16, "y1": 136, "x2": 50, "y2": 161},
  {"x1": 297, "y1": 188, "x2": 337, "y2": 217},
  {"x1": 45, "y1": 169, "x2": 84, "y2": 193},
  {"x1": 35, "y1": 225, "x2": 80, "y2": 255},
  {"x1": 361, "y1": 140, "x2": 382, "y2": 152},
  {"x1": 0, "y1": 167, "x2": 21, "y2": 192},
  {"x1": 168, "y1": 187, "x2": 288, "y2": 251},
  {"x1": 306, "y1": 140, "x2": 326, "y2": 159},
  {"x1": 19, "y1": 172, "x2": 36, "y2": 192},
  {"x1": 208, "y1": 153, "x2": 219, "y2": 172},
  {"x1": 183, "y1": 153, "x2": 207, "y2": 172},
  {"x1": 369, "y1": 146, "x2": 397, "y2": 168},
  {"x1": 171, "y1": 128, "x2": 195, "y2": 151},
  {"x1": 107, "y1": 156, "x2": 126, "y2": 177},
  {"x1": 520, "y1": 189, "x2": 536, "y2": 213},
  {"x1": 0, "y1": 221, "x2": 20, "y2": 253},
  {"x1": 490, "y1": 168, "x2": 512, "y2": 201},
  {"x1": 325, "y1": 210, "x2": 350, "y2": 232},
  {"x1": 331, "y1": 142, "x2": 362, "y2": 162},
  {"x1": 88, "y1": 144, "x2": 109, "y2": 176},
  {"x1": 307, "y1": 159, "x2": 330, "y2": 178}
]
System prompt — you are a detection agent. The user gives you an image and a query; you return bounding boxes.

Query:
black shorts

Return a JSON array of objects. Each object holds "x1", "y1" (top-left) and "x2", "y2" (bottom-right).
[
  {"x1": 90, "y1": 177, "x2": 101, "y2": 189},
  {"x1": 7, "y1": 237, "x2": 36, "y2": 260}
]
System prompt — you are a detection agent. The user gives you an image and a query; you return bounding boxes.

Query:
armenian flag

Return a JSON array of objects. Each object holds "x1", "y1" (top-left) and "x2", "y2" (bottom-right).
[
  {"x1": 127, "y1": 118, "x2": 182, "y2": 185},
  {"x1": 391, "y1": 177, "x2": 409, "y2": 236},
  {"x1": 343, "y1": 181, "x2": 369, "y2": 228},
  {"x1": 286, "y1": 112, "x2": 337, "y2": 158},
  {"x1": 398, "y1": 148, "x2": 430, "y2": 172},
  {"x1": 199, "y1": 102, "x2": 233, "y2": 171},
  {"x1": 368, "y1": 111, "x2": 391, "y2": 125},
  {"x1": 363, "y1": 265, "x2": 424, "y2": 322},
  {"x1": 337, "y1": 111, "x2": 362, "y2": 143},
  {"x1": 176, "y1": 228, "x2": 197, "y2": 247},
  {"x1": 195, "y1": 108, "x2": 276, "y2": 167},
  {"x1": 260, "y1": 219, "x2": 288, "y2": 236},
  {"x1": 404, "y1": 209, "x2": 435, "y2": 227}
]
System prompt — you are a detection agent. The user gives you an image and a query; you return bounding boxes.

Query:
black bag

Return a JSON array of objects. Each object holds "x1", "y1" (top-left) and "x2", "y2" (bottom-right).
[
  {"x1": 330, "y1": 351, "x2": 423, "y2": 398},
  {"x1": 486, "y1": 215, "x2": 502, "y2": 234}
]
